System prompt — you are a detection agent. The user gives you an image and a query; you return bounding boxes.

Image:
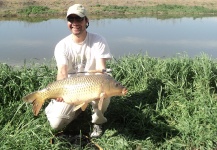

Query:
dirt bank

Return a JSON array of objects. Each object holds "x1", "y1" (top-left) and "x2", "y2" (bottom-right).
[{"x1": 1, "y1": 0, "x2": 217, "y2": 16}]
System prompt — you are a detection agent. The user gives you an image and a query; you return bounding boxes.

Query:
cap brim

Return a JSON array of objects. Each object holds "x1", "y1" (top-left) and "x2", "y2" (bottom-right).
[{"x1": 67, "y1": 13, "x2": 85, "y2": 18}]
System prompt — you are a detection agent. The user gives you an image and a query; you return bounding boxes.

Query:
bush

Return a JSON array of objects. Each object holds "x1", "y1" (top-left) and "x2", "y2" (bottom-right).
[{"x1": 18, "y1": 5, "x2": 51, "y2": 15}]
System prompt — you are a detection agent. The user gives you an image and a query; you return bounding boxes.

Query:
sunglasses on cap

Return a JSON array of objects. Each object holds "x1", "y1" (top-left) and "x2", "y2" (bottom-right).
[{"x1": 67, "y1": 16, "x2": 85, "y2": 22}]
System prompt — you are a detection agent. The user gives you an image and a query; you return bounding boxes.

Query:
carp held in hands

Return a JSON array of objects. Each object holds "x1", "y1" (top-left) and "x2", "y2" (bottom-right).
[{"x1": 22, "y1": 74, "x2": 127, "y2": 116}]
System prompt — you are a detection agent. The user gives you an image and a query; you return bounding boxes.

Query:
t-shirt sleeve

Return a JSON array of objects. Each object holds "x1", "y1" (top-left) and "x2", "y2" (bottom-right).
[
  {"x1": 54, "y1": 41, "x2": 68, "y2": 66},
  {"x1": 94, "y1": 36, "x2": 112, "y2": 59}
]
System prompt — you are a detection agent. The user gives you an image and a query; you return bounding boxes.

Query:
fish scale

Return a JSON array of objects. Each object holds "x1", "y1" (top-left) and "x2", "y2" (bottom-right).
[{"x1": 23, "y1": 74, "x2": 127, "y2": 116}]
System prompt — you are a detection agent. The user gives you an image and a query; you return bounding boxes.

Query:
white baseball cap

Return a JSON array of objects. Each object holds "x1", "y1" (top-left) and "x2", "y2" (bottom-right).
[{"x1": 66, "y1": 4, "x2": 87, "y2": 18}]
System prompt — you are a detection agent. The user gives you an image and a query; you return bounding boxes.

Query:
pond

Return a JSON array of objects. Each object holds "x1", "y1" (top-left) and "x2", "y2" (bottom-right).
[{"x1": 0, "y1": 16, "x2": 217, "y2": 65}]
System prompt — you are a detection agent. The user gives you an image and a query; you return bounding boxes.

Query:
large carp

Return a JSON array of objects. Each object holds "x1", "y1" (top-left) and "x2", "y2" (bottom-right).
[{"x1": 23, "y1": 74, "x2": 127, "y2": 116}]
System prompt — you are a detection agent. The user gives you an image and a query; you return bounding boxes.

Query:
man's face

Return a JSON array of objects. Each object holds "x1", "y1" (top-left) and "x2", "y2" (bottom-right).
[{"x1": 67, "y1": 15, "x2": 86, "y2": 35}]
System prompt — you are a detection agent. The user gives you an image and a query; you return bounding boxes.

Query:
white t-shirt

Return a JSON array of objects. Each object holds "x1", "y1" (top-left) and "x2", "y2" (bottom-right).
[{"x1": 54, "y1": 32, "x2": 112, "y2": 74}]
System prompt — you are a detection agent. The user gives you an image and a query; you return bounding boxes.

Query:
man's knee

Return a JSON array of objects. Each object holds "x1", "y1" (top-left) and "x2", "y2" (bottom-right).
[
  {"x1": 45, "y1": 100, "x2": 76, "y2": 130},
  {"x1": 47, "y1": 117, "x2": 71, "y2": 130}
]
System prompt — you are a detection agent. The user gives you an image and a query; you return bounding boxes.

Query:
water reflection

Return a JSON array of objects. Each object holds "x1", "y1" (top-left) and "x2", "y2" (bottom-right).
[
  {"x1": 0, "y1": 16, "x2": 217, "y2": 65},
  {"x1": 90, "y1": 17, "x2": 217, "y2": 58}
]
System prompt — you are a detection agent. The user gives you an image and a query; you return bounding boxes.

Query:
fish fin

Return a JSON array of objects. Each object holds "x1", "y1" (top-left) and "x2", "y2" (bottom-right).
[
  {"x1": 22, "y1": 91, "x2": 38, "y2": 103},
  {"x1": 98, "y1": 93, "x2": 105, "y2": 111},
  {"x1": 22, "y1": 91, "x2": 45, "y2": 116},
  {"x1": 81, "y1": 103, "x2": 88, "y2": 111},
  {"x1": 73, "y1": 103, "x2": 85, "y2": 112},
  {"x1": 32, "y1": 99, "x2": 44, "y2": 116}
]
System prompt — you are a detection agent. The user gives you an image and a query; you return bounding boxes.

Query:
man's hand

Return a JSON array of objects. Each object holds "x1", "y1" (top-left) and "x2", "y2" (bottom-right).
[{"x1": 56, "y1": 97, "x2": 64, "y2": 102}]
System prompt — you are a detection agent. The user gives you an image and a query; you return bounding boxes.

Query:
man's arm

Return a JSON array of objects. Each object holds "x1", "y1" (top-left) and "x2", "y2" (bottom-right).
[
  {"x1": 95, "y1": 58, "x2": 108, "y2": 71},
  {"x1": 56, "y1": 64, "x2": 68, "y2": 80},
  {"x1": 55, "y1": 64, "x2": 68, "y2": 102}
]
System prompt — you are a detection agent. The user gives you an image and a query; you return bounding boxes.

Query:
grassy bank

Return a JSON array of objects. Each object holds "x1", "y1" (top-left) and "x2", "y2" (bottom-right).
[
  {"x1": 0, "y1": 54, "x2": 217, "y2": 149},
  {"x1": 1, "y1": 4, "x2": 217, "y2": 18},
  {"x1": 94, "y1": 4, "x2": 217, "y2": 15}
]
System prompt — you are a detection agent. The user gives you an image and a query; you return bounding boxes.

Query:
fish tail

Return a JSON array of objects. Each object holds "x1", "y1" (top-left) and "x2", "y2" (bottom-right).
[{"x1": 22, "y1": 91, "x2": 45, "y2": 116}]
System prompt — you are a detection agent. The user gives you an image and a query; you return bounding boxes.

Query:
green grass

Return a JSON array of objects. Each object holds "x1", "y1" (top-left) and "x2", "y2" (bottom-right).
[
  {"x1": 0, "y1": 54, "x2": 217, "y2": 149},
  {"x1": 2, "y1": 4, "x2": 217, "y2": 17},
  {"x1": 99, "y1": 4, "x2": 217, "y2": 15},
  {"x1": 18, "y1": 5, "x2": 57, "y2": 16}
]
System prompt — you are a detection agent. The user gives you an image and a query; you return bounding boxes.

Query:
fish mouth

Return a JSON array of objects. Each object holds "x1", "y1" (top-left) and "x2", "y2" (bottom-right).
[{"x1": 122, "y1": 88, "x2": 128, "y2": 95}]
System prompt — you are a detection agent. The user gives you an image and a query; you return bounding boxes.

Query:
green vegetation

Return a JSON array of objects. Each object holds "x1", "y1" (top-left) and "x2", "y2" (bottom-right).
[
  {"x1": 1, "y1": 3, "x2": 217, "y2": 17},
  {"x1": 0, "y1": 54, "x2": 217, "y2": 149},
  {"x1": 18, "y1": 5, "x2": 57, "y2": 16},
  {"x1": 99, "y1": 4, "x2": 217, "y2": 15}
]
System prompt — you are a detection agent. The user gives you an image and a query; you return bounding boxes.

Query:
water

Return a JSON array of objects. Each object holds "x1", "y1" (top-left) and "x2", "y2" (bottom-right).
[{"x1": 0, "y1": 16, "x2": 217, "y2": 65}]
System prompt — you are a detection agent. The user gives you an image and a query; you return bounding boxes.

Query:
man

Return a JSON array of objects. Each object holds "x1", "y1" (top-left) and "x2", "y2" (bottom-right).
[{"x1": 45, "y1": 4, "x2": 112, "y2": 138}]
